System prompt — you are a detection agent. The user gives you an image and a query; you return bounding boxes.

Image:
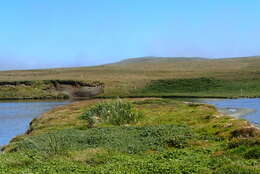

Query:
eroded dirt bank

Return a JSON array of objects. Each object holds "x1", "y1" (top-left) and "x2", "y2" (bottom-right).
[{"x1": 0, "y1": 80, "x2": 104, "y2": 99}]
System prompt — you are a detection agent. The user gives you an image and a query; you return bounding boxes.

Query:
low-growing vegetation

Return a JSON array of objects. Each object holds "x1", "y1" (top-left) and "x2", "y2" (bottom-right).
[
  {"x1": 14, "y1": 125, "x2": 192, "y2": 154},
  {"x1": 1, "y1": 98, "x2": 259, "y2": 173}
]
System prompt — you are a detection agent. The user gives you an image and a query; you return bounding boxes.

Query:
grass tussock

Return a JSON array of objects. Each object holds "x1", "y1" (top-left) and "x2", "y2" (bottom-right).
[{"x1": 80, "y1": 99, "x2": 144, "y2": 127}]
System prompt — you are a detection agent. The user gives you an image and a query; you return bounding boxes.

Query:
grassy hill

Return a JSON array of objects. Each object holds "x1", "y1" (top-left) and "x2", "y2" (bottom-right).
[{"x1": 1, "y1": 56, "x2": 260, "y2": 97}]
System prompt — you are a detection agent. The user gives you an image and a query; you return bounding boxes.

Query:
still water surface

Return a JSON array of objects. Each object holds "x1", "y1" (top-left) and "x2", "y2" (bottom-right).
[
  {"x1": 0, "y1": 100, "x2": 69, "y2": 146},
  {"x1": 201, "y1": 98, "x2": 260, "y2": 125}
]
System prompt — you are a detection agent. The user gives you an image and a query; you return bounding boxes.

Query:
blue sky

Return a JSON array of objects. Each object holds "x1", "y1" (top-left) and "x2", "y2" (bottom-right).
[{"x1": 1, "y1": 0, "x2": 260, "y2": 70}]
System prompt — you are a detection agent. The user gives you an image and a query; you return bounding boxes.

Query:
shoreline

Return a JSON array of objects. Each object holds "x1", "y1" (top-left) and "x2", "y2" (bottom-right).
[
  {"x1": 97, "y1": 95, "x2": 260, "y2": 99},
  {"x1": 2, "y1": 97, "x2": 260, "y2": 151},
  {"x1": 0, "y1": 100, "x2": 70, "y2": 150},
  {"x1": 0, "y1": 94, "x2": 260, "y2": 101},
  {"x1": 218, "y1": 107, "x2": 256, "y2": 119},
  {"x1": 218, "y1": 107, "x2": 260, "y2": 128},
  {"x1": 193, "y1": 98, "x2": 260, "y2": 127}
]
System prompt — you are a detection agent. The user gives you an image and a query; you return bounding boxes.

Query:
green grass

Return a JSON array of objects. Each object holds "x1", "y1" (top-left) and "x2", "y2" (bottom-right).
[
  {"x1": 1, "y1": 57, "x2": 260, "y2": 172},
  {"x1": 138, "y1": 77, "x2": 260, "y2": 98},
  {"x1": 1, "y1": 98, "x2": 259, "y2": 173},
  {"x1": 14, "y1": 125, "x2": 193, "y2": 154}
]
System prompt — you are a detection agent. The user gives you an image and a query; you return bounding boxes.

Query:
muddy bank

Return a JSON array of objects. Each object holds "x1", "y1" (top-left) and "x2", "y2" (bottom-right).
[
  {"x1": 0, "y1": 80, "x2": 104, "y2": 99},
  {"x1": 218, "y1": 108, "x2": 256, "y2": 119}
]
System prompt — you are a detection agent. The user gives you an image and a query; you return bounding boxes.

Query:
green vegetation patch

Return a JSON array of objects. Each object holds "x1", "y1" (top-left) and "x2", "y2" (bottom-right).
[
  {"x1": 144, "y1": 78, "x2": 224, "y2": 93},
  {"x1": 81, "y1": 100, "x2": 144, "y2": 127},
  {"x1": 140, "y1": 77, "x2": 260, "y2": 97},
  {"x1": 14, "y1": 125, "x2": 193, "y2": 155},
  {"x1": 2, "y1": 98, "x2": 259, "y2": 173},
  {"x1": 228, "y1": 138, "x2": 260, "y2": 159},
  {"x1": 1, "y1": 147, "x2": 259, "y2": 174}
]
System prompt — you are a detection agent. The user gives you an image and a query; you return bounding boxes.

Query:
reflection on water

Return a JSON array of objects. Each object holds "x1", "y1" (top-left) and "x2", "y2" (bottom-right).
[
  {"x1": 0, "y1": 100, "x2": 69, "y2": 146},
  {"x1": 201, "y1": 98, "x2": 260, "y2": 125}
]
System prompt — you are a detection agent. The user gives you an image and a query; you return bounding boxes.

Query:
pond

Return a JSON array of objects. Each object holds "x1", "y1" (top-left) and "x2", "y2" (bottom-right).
[
  {"x1": 199, "y1": 98, "x2": 260, "y2": 125},
  {"x1": 0, "y1": 100, "x2": 69, "y2": 147}
]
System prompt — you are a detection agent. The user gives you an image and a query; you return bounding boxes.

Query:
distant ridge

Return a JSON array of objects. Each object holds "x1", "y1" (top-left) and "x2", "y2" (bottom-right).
[
  {"x1": 116, "y1": 56, "x2": 207, "y2": 64},
  {"x1": 110, "y1": 56, "x2": 260, "y2": 65}
]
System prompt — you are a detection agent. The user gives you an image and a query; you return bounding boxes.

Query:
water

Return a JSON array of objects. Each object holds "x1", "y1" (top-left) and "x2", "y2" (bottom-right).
[
  {"x1": 0, "y1": 100, "x2": 69, "y2": 146},
  {"x1": 201, "y1": 98, "x2": 260, "y2": 125}
]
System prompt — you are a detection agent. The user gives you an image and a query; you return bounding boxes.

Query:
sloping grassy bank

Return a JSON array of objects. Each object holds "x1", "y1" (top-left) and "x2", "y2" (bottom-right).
[
  {"x1": 0, "y1": 80, "x2": 103, "y2": 99},
  {"x1": 2, "y1": 78, "x2": 259, "y2": 99},
  {"x1": 132, "y1": 77, "x2": 260, "y2": 98},
  {"x1": 1, "y1": 98, "x2": 259, "y2": 173}
]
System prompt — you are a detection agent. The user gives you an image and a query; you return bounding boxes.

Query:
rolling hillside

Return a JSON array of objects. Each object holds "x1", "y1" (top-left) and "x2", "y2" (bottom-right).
[{"x1": 1, "y1": 56, "x2": 260, "y2": 97}]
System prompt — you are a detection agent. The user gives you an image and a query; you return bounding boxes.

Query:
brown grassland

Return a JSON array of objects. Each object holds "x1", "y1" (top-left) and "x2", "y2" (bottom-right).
[{"x1": 1, "y1": 56, "x2": 260, "y2": 97}]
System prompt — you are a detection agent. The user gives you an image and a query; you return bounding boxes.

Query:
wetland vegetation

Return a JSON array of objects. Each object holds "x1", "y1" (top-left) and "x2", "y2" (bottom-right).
[
  {"x1": 1, "y1": 98, "x2": 259, "y2": 173},
  {"x1": 1, "y1": 57, "x2": 260, "y2": 173}
]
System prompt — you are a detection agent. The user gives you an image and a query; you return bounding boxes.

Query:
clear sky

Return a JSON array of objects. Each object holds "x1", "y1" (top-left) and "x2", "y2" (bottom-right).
[{"x1": 1, "y1": 0, "x2": 260, "y2": 70}]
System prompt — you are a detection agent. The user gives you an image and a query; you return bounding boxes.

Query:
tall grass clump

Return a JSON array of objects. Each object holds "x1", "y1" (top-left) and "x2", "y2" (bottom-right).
[
  {"x1": 81, "y1": 100, "x2": 144, "y2": 127},
  {"x1": 15, "y1": 134, "x2": 70, "y2": 157}
]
